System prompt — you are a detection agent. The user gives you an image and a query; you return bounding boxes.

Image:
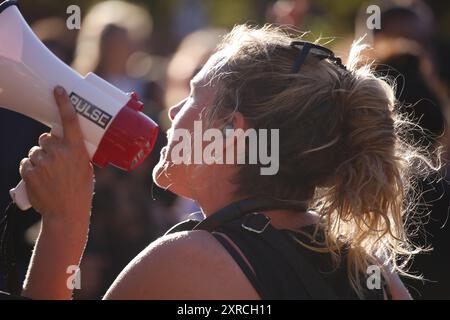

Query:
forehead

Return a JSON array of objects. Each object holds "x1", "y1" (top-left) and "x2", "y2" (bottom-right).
[{"x1": 191, "y1": 51, "x2": 226, "y2": 88}]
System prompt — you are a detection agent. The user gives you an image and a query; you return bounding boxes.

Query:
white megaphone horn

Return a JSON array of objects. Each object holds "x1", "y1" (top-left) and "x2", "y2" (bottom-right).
[{"x1": 0, "y1": 0, "x2": 159, "y2": 210}]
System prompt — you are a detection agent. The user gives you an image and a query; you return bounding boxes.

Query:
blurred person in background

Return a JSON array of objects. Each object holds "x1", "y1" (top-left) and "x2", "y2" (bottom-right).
[
  {"x1": 374, "y1": 38, "x2": 450, "y2": 301},
  {"x1": 72, "y1": 0, "x2": 164, "y2": 120},
  {"x1": 266, "y1": 0, "x2": 310, "y2": 28},
  {"x1": 356, "y1": 0, "x2": 450, "y2": 98},
  {"x1": 355, "y1": 0, "x2": 450, "y2": 299},
  {"x1": 374, "y1": 38, "x2": 447, "y2": 151},
  {"x1": 16, "y1": 25, "x2": 442, "y2": 300}
]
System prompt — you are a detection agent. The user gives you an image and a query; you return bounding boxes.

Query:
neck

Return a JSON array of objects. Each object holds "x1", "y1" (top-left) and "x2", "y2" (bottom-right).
[
  {"x1": 190, "y1": 167, "x2": 316, "y2": 229},
  {"x1": 191, "y1": 166, "x2": 245, "y2": 217},
  {"x1": 196, "y1": 190, "x2": 246, "y2": 218}
]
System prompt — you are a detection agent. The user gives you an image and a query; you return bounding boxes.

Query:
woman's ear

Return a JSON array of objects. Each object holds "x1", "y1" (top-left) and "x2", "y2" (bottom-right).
[{"x1": 223, "y1": 112, "x2": 247, "y2": 137}]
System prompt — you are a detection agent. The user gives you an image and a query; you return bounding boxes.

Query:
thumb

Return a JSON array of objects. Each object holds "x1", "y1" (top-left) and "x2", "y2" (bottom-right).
[{"x1": 54, "y1": 86, "x2": 83, "y2": 144}]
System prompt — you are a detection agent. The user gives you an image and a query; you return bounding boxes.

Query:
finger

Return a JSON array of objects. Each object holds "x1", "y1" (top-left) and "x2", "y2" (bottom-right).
[
  {"x1": 28, "y1": 146, "x2": 46, "y2": 167},
  {"x1": 38, "y1": 133, "x2": 51, "y2": 146},
  {"x1": 39, "y1": 132, "x2": 60, "y2": 152},
  {"x1": 19, "y1": 158, "x2": 34, "y2": 180},
  {"x1": 54, "y1": 86, "x2": 83, "y2": 144},
  {"x1": 28, "y1": 146, "x2": 39, "y2": 158}
]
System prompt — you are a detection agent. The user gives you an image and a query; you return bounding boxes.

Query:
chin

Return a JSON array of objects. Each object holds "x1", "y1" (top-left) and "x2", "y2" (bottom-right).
[
  {"x1": 152, "y1": 161, "x2": 171, "y2": 189},
  {"x1": 152, "y1": 159, "x2": 192, "y2": 199}
]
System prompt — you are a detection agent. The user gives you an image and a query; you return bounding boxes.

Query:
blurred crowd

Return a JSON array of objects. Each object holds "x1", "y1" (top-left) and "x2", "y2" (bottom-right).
[{"x1": 0, "y1": 0, "x2": 449, "y2": 299}]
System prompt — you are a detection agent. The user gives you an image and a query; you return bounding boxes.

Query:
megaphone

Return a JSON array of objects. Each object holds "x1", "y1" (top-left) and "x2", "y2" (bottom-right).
[{"x1": 0, "y1": 0, "x2": 159, "y2": 210}]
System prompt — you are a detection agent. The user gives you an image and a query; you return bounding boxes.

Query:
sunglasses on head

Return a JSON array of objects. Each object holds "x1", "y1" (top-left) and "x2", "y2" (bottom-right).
[{"x1": 290, "y1": 41, "x2": 347, "y2": 74}]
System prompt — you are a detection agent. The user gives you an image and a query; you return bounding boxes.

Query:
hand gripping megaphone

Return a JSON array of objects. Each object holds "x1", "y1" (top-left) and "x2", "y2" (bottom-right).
[{"x1": 0, "y1": 0, "x2": 159, "y2": 210}]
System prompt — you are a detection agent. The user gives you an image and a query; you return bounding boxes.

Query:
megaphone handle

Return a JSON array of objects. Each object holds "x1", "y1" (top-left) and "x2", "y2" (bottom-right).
[{"x1": 9, "y1": 180, "x2": 32, "y2": 211}]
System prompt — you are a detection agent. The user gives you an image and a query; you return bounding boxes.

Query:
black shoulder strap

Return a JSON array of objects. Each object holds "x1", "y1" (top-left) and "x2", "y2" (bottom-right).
[
  {"x1": 165, "y1": 198, "x2": 307, "y2": 234},
  {"x1": 193, "y1": 198, "x2": 307, "y2": 232}
]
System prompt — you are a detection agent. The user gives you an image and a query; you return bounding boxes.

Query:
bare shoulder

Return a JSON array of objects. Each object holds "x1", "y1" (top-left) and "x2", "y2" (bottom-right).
[{"x1": 103, "y1": 230, "x2": 260, "y2": 300}]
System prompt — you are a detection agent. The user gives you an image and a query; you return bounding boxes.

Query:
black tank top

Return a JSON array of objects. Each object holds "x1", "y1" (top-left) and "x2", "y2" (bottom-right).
[{"x1": 209, "y1": 213, "x2": 386, "y2": 300}]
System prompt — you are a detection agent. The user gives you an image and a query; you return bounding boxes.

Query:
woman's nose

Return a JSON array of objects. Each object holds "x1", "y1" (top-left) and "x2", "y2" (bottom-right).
[{"x1": 168, "y1": 100, "x2": 184, "y2": 121}]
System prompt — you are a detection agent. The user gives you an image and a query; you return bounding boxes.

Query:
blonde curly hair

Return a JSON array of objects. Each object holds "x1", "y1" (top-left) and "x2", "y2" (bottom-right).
[{"x1": 201, "y1": 24, "x2": 441, "y2": 297}]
